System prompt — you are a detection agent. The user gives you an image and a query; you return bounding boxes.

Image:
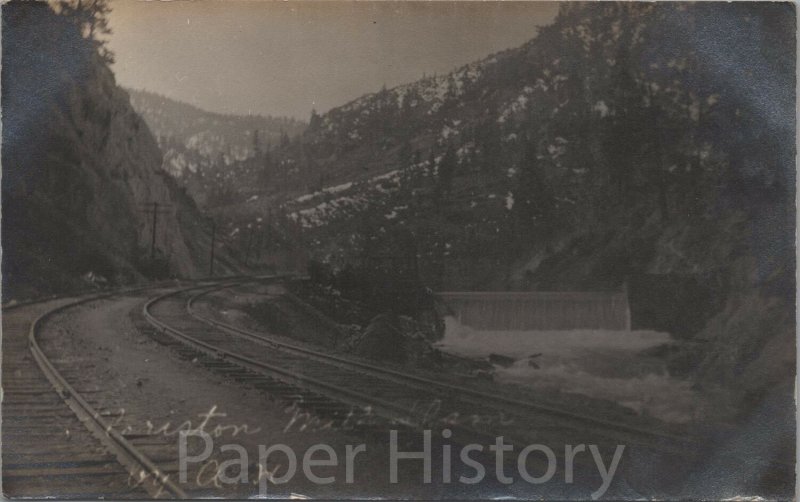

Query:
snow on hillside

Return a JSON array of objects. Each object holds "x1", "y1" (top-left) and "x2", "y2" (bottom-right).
[
  {"x1": 128, "y1": 89, "x2": 305, "y2": 178},
  {"x1": 287, "y1": 168, "x2": 410, "y2": 228}
]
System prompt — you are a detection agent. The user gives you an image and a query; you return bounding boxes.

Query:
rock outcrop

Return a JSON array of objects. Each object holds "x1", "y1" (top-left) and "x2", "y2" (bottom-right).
[{"x1": 2, "y1": 2, "x2": 239, "y2": 299}]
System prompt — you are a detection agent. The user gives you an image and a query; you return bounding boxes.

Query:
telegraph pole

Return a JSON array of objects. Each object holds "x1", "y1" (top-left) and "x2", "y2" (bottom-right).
[
  {"x1": 209, "y1": 219, "x2": 216, "y2": 277},
  {"x1": 140, "y1": 202, "x2": 172, "y2": 261},
  {"x1": 150, "y1": 202, "x2": 158, "y2": 260},
  {"x1": 244, "y1": 227, "x2": 254, "y2": 267},
  {"x1": 266, "y1": 208, "x2": 273, "y2": 244}
]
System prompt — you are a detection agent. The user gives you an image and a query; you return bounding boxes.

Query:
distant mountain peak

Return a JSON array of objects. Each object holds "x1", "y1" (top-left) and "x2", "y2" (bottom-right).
[{"x1": 128, "y1": 88, "x2": 306, "y2": 177}]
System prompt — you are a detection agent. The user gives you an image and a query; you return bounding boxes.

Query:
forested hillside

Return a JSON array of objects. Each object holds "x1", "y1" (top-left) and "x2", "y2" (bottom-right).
[
  {"x1": 207, "y1": 2, "x2": 794, "y2": 402},
  {"x1": 2, "y1": 1, "x2": 240, "y2": 300},
  {"x1": 128, "y1": 89, "x2": 305, "y2": 205}
]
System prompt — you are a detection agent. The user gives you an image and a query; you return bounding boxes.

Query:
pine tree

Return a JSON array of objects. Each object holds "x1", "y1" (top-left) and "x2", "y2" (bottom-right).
[
  {"x1": 279, "y1": 130, "x2": 290, "y2": 149},
  {"x1": 475, "y1": 118, "x2": 502, "y2": 174},
  {"x1": 252, "y1": 129, "x2": 261, "y2": 157},
  {"x1": 433, "y1": 144, "x2": 457, "y2": 208},
  {"x1": 57, "y1": 0, "x2": 114, "y2": 64},
  {"x1": 308, "y1": 109, "x2": 322, "y2": 132},
  {"x1": 515, "y1": 138, "x2": 554, "y2": 234},
  {"x1": 398, "y1": 139, "x2": 413, "y2": 169}
]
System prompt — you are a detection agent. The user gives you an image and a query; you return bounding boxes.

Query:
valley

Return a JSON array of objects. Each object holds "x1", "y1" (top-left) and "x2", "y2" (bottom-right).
[
  {"x1": 130, "y1": 2, "x2": 794, "y2": 415},
  {"x1": 1, "y1": 1, "x2": 794, "y2": 499}
]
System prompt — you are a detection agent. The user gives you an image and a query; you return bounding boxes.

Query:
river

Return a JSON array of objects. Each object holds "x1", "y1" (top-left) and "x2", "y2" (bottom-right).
[{"x1": 435, "y1": 317, "x2": 699, "y2": 424}]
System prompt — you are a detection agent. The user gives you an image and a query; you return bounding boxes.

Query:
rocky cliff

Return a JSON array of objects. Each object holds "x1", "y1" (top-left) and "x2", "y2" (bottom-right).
[
  {"x1": 127, "y1": 89, "x2": 305, "y2": 181},
  {"x1": 2, "y1": 2, "x2": 239, "y2": 300}
]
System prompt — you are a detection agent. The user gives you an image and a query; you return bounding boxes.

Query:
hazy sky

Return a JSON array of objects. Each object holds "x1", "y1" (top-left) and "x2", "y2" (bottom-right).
[{"x1": 108, "y1": 1, "x2": 558, "y2": 120}]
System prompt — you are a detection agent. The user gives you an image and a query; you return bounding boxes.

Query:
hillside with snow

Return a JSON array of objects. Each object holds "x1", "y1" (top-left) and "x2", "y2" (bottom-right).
[
  {"x1": 199, "y1": 2, "x2": 794, "y2": 405},
  {"x1": 128, "y1": 89, "x2": 305, "y2": 180}
]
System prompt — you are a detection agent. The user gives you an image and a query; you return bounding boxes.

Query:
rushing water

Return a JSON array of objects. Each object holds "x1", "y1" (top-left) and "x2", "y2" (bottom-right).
[{"x1": 435, "y1": 317, "x2": 699, "y2": 423}]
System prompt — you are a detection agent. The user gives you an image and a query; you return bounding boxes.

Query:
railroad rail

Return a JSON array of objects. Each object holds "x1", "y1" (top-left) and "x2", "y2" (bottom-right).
[
  {"x1": 1, "y1": 277, "x2": 694, "y2": 498},
  {"x1": 142, "y1": 279, "x2": 696, "y2": 459},
  {"x1": 3, "y1": 286, "x2": 189, "y2": 499}
]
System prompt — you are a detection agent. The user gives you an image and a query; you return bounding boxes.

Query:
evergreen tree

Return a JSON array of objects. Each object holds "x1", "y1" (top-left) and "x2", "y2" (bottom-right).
[
  {"x1": 308, "y1": 108, "x2": 322, "y2": 132},
  {"x1": 475, "y1": 118, "x2": 502, "y2": 174},
  {"x1": 57, "y1": 0, "x2": 114, "y2": 63},
  {"x1": 252, "y1": 129, "x2": 261, "y2": 157},
  {"x1": 433, "y1": 144, "x2": 457, "y2": 207},
  {"x1": 279, "y1": 130, "x2": 290, "y2": 149},
  {"x1": 515, "y1": 138, "x2": 554, "y2": 234},
  {"x1": 398, "y1": 139, "x2": 413, "y2": 170}
]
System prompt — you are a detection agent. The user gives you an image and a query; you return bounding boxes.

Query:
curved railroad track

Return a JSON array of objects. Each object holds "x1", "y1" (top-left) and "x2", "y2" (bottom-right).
[
  {"x1": 1, "y1": 277, "x2": 695, "y2": 498},
  {"x1": 3, "y1": 287, "x2": 188, "y2": 499},
  {"x1": 143, "y1": 279, "x2": 696, "y2": 460}
]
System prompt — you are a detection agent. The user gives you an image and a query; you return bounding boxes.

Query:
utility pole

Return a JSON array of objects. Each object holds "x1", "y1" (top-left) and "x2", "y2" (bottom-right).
[
  {"x1": 140, "y1": 202, "x2": 172, "y2": 261},
  {"x1": 244, "y1": 227, "x2": 254, "y2": 267},
  {"x1": 266, "y1": 208, "x2": 273, "y2": 244},
  {"x1": 209, "y1": 219, "x2": 216, "y2": 277},
  {"x1": 150, "y1": 202, "x2": 158, "y2": 260}
]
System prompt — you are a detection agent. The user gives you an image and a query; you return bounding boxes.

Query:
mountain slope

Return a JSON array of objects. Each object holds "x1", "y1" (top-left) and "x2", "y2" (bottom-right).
[
  {"x1": 2, "y1": 2, "x2": 240, "y2": 300},
  {"x1": 206, "y1": 2, "x2": 794, "y2": 404},
  {"x1": 128, "y1": 89, "x2": 305, "y2": 178},
  {"x1": 229, "y1": 3, "x2": 793, "y2": 285}
]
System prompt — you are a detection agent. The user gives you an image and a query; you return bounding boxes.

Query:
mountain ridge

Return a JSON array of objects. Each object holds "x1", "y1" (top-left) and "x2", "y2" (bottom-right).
[
  {"x1": 128, "y1": 88, "x2": 306, "y2": 179},
  {"x1": 177, "y1": 1, "x2": 794, "y2": 402}
]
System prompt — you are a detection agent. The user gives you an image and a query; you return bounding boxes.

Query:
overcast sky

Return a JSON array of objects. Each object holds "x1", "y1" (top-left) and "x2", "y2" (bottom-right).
[{"x1": 108, "y1": 1, "x2": 558, "y2": 120}]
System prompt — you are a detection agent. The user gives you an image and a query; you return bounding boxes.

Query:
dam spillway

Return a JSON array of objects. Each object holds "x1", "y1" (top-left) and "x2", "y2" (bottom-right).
[{"x1": 438, "y1": 291, "x2": 631, "y2": 331}]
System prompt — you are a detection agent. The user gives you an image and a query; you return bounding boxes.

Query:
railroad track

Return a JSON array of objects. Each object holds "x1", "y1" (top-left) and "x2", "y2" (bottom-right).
[
  {"x1": 3, "y1": 278, "x2": 268, "y2": 499},
  {"x1": 2, "y1": 288, "x2": 187, "y2": 499},
  {"x1": 143, "y1": 280, "x2": 696, "y2": 459},
  {"x1": 0, "y1": 277, "x2": 695, "y2": 499}
]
